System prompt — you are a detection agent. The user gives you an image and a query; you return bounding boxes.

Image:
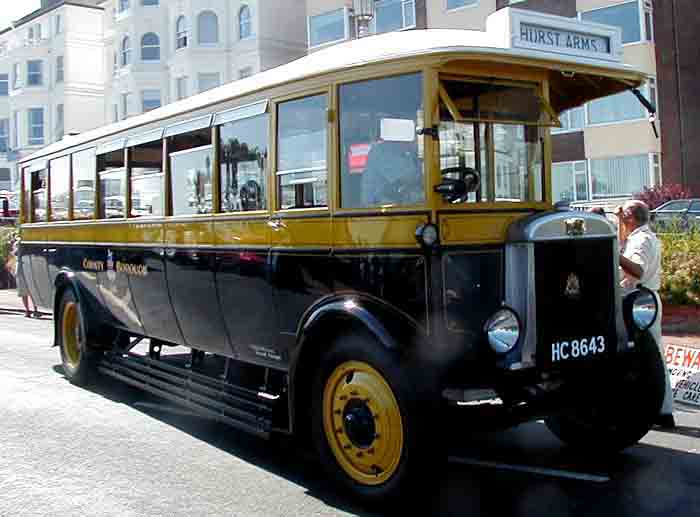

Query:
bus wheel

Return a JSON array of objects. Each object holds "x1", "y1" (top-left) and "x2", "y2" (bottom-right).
[
  {"x1": 57, "y1": 289, "x2": 101, "y2": 386},
  {"x1": 546, "y1": 331, "x2": 665, "y2": 453},
  {"x1": 311, "y1": 333, "x2": 436, "y2": 505}
]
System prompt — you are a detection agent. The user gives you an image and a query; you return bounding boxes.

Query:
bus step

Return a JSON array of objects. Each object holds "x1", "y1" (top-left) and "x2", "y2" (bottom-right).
[{"x1": 99, "y1": 352, "x2": 274, "y2": 438}]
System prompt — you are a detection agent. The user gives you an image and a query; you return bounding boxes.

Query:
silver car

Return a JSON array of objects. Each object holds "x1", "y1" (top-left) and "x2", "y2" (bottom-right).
[{"x1": 651, "y1": 198, "x2": 700, "y2": 231}]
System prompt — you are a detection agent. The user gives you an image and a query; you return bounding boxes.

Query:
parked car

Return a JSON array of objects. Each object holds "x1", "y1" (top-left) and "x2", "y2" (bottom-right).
[{"x1": 651, "y1": 198, "x2": 700, "y2": 231}]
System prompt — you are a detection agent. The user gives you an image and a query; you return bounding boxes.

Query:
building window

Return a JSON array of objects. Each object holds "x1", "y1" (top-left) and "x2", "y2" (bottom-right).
[
  {"x1": 277, "y1": 94, "x2": 328, "y2": 209},
  {"x1": 447, "y1": 0, "x2": 478, "y2": 10},
  {"x1": 176, "y1": 76, "x2": 188, "y2": 100},
  {"x1": 118, "y1": 0, "x2": 130, "y2": 13},
  {"x1": 56, "y1": 104, "x2": 64, "y2": 141},
  {"x1": 141, "y1": 32, "x2": 160, "y2": 60},
  {"x1": 239, "y1": 67, "x2": 253, "y2": 79},
  {"x1": 239, "y1": 5, "x2": 252, "y2": 39},
  {"x1": 27, "y1": 24, "x2": 42, "y2": 44},
  {"x1": 121, "y1": 36, "x2": 131, "y2": 66},
  {"x1": 0, "y1": 119, "x2": 8, "y2": 153},
  {"x1": 141, "y1": 90, "x2": 161, "y2": 112},
  {"x1": 28, "y1": 108, "x2": 44, "y2": 145},
  {"x1": 198, "y1": 72, "x2": 220, "y2": 93},
  {"x1": 198, "y1": 11, "x2": 219, "y2": 44},
  {"x1": 587, "y1": 85, "x2": 649, "y2": 125},
  {"x1": 581, "y1": 1, "x2": 642, "y2": 45},
  {"x1": 375, "y1": 0, "x2": 415, "y2": 33},
  {"x1": 590, "y1": 154, "x2": 651, "y2": 199},
  {"x1": 552, "y1": 161, "x2": 588, "y2": 203},
  {"x1": 142, "y1": 0, "x2": 158, "y2": 5},
  {"x1": 0, "y1": 74, "x2": 8, "y2": 96},
  {"x1": 176, "y1": 16, "x2": 188, "y2": 49},
  {"x1": 56, "y1": 56, "x2": 64, "y2": 83},
  {"x1": 27, "y1": 60, "x2": 43, "y2": 86},
  {"x1": 121, "y1": 92, "x2": 130, "y2": 119},
  {"x1": 308, "y1": 8, "x2": 348, "y2": 48},
  {"x1": 552, "y1": 107, "x2": 584, "y2": 133},
  {"x1": 55, "y1": 15, "x2": 62, "y2": 35}
]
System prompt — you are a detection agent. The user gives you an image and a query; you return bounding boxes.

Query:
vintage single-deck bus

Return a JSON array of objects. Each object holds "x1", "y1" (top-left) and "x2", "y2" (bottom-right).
[{"x1": 18, "y1": 9, "x2": 665, "y2": 503}]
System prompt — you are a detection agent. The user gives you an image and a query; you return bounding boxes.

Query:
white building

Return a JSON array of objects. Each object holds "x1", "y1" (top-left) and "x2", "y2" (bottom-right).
[
  {"x1": 101, "y1": 0, "x2": 308, "y2": 122},
  {"x1": 0, "y1": 0, "x2": 106, "y2": 193}
]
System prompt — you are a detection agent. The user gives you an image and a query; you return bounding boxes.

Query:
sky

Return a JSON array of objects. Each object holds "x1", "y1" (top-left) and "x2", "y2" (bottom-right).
[{"x1": 0, "y1": 1, "x2": 42, "y2": 31}]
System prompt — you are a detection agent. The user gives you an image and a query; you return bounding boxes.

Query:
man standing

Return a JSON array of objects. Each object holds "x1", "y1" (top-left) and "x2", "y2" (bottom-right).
[{"x1": 616, "y1": 200, "x2": 675, "y2": 428}]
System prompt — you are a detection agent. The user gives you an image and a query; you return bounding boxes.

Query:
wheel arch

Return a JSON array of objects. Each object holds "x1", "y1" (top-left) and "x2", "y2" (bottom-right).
[
  {"x1": 288, "y1": 293, "x2": 425, "y2": 438},
  {"x1": 53, "y1": 271, "x2": 95, "y2": 347}
]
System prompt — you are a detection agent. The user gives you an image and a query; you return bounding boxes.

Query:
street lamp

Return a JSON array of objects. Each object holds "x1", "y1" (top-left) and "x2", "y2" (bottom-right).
[{"x1": 353, "y1": 0, "x2": 375, "y2": 38}]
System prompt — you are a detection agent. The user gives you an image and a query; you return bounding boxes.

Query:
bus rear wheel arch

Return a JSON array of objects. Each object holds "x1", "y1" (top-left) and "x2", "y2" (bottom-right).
[
  {"x1": 310, "y1": 331, "x2": 440, "y2": 504},
  {"x1": 57, "y1": 288, "x2": 101, "y2": 386}
]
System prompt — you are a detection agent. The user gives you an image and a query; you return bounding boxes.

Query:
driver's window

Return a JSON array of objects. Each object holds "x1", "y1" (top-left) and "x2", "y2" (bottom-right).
[
  {"x1": 438, "y1": 78, "x2": 549, "y2": 204},
  {"x1": 339, "y1": 73, "x2": 424, "y2": 208}
]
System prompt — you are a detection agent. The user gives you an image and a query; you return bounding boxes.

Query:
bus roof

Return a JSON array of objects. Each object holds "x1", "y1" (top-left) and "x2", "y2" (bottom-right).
[{"x1": 22, "y1": 8, "x2": 645, "y2": 166}]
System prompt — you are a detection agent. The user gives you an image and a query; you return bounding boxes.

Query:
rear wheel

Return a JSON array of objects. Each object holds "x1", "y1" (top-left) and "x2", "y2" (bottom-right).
[
  {"x1": 57, "y1": 288, "x2": 101, "y2": 386},
  {"x1": 311, "y1": 332, "x2": 439, "y2": 505},
  {"x1": 546, "y1": 332, "x2": 665, "y2": 453}
]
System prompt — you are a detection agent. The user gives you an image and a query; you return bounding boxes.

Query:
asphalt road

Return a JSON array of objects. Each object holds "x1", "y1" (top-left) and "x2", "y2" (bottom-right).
[{"x1": 1, "y1": 310, "x2": 699, "y2": 517}]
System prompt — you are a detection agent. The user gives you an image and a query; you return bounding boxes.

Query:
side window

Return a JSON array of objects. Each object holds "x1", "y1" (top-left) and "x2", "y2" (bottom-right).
[
  {"x1": 130, "y1": 139, "x2": 164, "y2": 217},
  {"x1": 339, "y1": 73, "x2": 423, "y2": 208},
  {"x1": 22, "y1": 167, "x2": 31, "y2": 222},
  {"x1": 689, "y1": 201, "x2": 700, "y2": 213},
  {"x1": 660, "y1": 200, "x2": 689, "y2": 212},
  {"x1": 169, "y1": 127, "x2": 213, "y2": 216},
  {"x1": 72, "y1": 148, "x2": 96, "y2": 220},
  {"x1": 49, "y1": 155, "x2": 70, "y2": 221},
  {"x1": 31, "y1": 168, "x2": 48, "y2": 222},
  {"x1": 220, "y1": 114, "x2": 269, "y2": 212},
  {"x1": 277, "y1": 94, "x2": 327, "y2": 209},
  {"x1": 97, "y1": 148, "x2": 126, "y2": 219}
]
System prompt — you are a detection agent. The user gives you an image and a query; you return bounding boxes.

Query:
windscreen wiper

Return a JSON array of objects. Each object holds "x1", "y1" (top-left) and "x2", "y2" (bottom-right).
[{"x1": 631, "y1": 88, "x2": 659, "y2": 138}]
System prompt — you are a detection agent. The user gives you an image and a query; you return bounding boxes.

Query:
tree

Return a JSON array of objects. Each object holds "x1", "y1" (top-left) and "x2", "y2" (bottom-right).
[{"x1": 634, "y1": 184, "x2": 691, "y2": 210}]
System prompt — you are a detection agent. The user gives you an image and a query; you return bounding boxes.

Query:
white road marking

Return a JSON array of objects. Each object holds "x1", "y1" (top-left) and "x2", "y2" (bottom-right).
[{"x1": 448, "y1": 456, "x2": 610, "y2": 483}]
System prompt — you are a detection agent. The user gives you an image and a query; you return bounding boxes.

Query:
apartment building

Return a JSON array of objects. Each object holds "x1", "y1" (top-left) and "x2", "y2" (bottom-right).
[
  {"x1": 0, "y1": 0, "x2": 106, "y2": 192},
  {"x1": 306, "y1": 0, "x2": 663, "y2": 205},
  {"x1": 101, "y1": 0, "x2": 308, "y2": 123}
]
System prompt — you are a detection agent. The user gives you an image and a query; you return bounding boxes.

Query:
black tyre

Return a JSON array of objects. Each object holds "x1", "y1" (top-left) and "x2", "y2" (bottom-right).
[
  {"x1": 311, "y1": 331, "x2": 440, "y2": 506},
  {"x1": 57, "y1": 288, "x2": 101, "y2": 386},
  {"x1": 546, "y1": 331, "x2": 665, "y2": 453}
]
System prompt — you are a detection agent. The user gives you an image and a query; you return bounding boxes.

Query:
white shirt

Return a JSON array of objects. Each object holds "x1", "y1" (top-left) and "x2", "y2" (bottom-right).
[{"x1": 620, "y1": 224, "x2": 661, "y2": 293}]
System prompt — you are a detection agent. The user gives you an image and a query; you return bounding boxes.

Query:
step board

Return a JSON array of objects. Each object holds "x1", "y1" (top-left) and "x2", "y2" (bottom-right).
[{"x1": 99, "y1": 352, "x2": 276, "y2": 438}]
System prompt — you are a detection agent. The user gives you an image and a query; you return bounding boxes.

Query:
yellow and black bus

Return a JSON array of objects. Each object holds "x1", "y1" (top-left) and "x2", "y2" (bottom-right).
[{"x1": 18, "y1": 10, "x2": 666, "y2": 503}]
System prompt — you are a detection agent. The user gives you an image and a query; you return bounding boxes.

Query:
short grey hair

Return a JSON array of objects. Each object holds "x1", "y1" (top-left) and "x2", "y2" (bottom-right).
[{"x1": 624, "y1": 200, "x2": 650, "y2": 225}]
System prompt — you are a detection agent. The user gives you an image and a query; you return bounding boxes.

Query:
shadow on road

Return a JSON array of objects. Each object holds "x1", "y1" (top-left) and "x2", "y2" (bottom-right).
[{"x1": 52, "y1": 364, "x2": 700, "y2": 517}]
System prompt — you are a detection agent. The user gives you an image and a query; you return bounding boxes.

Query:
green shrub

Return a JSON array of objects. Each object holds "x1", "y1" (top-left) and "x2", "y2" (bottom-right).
[
  {"x1": 659, "y1": 231, "x2": 700, "y2": 305},
  {"x1": 0, "y1": 227, "x2": 14, "y2": 266}
]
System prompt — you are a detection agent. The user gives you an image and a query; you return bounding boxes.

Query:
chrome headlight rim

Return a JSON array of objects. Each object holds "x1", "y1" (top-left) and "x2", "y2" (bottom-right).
[
  {"x1": 484, "y1": 306, "x2": 521, "y2": 354},
  {"x1": 624, "y1": 286, "x2": 659, "y2": 332}
]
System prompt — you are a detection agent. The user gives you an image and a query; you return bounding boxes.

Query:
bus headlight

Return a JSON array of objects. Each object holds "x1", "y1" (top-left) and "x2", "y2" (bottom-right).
[
  {"x1": 624, "y1": 287, "x2": 659, "y2": 331},
  {"x1": 484, "y1": 308, "x2": 521, "y2": 354}
]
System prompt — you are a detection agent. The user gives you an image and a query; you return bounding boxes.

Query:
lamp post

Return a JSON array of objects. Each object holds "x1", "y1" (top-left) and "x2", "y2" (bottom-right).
[{"x1": 353, "y1": 0, "x2": 375, "y2": 38}]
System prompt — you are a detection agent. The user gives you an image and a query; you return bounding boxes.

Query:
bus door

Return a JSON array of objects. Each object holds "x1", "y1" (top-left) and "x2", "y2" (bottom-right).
[
  {"x1": 26, "y1": 166, "x2": 52, "y2": 308},
  {"x1": 269, "y1": 93, "x2": 334, "y2": 368},
  {"x1": 165, "y1": 125, "x2": 233, "y2": 357},
  {"x1": 126, "y1": 136, "x2": 184, "y2": 345}
]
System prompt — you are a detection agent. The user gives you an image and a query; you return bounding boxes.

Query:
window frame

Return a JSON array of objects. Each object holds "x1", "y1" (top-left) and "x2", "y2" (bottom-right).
[
  {"x1": 0, "y1": 73, "x2": 9, "y2": 96},
  {"x1": 27, "y1": 60, "x2": 43, "y2": 87},
  {"x1": 27, "y1": 108, "x2": 45, "y2": 146},
  {"x1": 445, "y1": 0, "x2": 479, "y2": 12},
  {"x1": 239, "y1": 5, "x2": 253, "y2": 40},
  {"x1": 49, "y1": 154, "x2": 71, "y2": 222},
  {"x1": 307, "y1": 7, "x2": 350, "y2": 49},
  {"x1": 72, "y1": 147, "x2": 97, "y2": 220},
  {"x1": 141, "y1": 32, "x2": 160, "y2": 61},
  {"x1": 586, "y1": 81, "x2": 653, "y2": 128},
  {"x1": 176, "y1": 16, "x2": 188, "y2": 50},
  {"x1": 0, "y1": 118, "x2": 9, "y2": 153},
  {"x1": 120, "y1": 35, "x2": 132, "y2": 67},
  {"x1": 197, "y1": 10, "x2": 220, "y2": 45},
  {"x1": 56, "y1": 55, "x2": 64, "y2": 83},
  {"x1": 198, "y1": 72, "x2": 220, "y2": 93},
  {"x1": 552, "y1": 160, "x2": 589, "y2": 203},
  {"x1": 373, "y1": 0, "x2": 417, "y2": 34},
  {"x1": 579, "y1": 0, "x2": 648, "y2": 47},
  {"x1": 588, "y1": 153, "x2": 653, "y2": 199}
]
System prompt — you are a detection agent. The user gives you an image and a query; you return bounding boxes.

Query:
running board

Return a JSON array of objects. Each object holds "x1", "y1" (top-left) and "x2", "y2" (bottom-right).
[{"x1": 99, "y1": 352, "x2": 275, "y2": 438}]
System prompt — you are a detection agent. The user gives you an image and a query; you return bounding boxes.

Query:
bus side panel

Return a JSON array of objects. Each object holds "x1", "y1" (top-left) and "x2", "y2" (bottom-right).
[
  {"x1": 166, "y1": 250, "x2": 234, "y2": 356},
  {"x1": 129, "y1": 248, "x2": 185, "y2": 345},
  {"x1": 332, "y1": 252, "x2": 429, "y2": 332},
  {"x1": 271, "y1": 251, "x2": 333, "y2": 367},
  {"x1": 96, "y1": 246, "x2": 145, "y2": 334},
  {"x1": 217, "y1": 250, "x2": 277, "y2": 360},
  {"x1": 28, "y1": 245, "x2": 52, "y2": 309}
]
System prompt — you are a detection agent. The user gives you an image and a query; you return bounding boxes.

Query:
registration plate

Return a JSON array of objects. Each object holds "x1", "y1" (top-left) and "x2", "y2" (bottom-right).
[{"x1": 551, "y1": 336, "x2": 605, "y2": 362}]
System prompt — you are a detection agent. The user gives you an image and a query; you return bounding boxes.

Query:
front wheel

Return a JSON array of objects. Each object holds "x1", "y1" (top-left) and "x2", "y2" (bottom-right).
[
  {"x1": 311, "y1": 333, "x2": 439, "y2": 505},
  {"x1": 57, "y1": 288, "x2": 101, "y2": 386},
  {"x1": 546, "y1": 331, "x2": 665, "y2": 453}
]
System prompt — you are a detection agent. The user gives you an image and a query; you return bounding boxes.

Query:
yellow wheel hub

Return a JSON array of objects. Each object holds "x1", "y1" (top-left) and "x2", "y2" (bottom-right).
[
  {"x1": 62, "y1": 301, "x2": 82, "y2": 369},
  {"x1": 323, "y1": 361, "x2": 404, "y2": 486}
]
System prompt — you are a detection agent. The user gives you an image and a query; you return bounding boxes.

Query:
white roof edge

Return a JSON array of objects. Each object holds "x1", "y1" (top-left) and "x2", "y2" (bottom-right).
[{"x1": 22, "y1": 26, "x2": 645, "y2": 164}]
